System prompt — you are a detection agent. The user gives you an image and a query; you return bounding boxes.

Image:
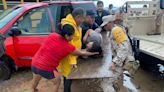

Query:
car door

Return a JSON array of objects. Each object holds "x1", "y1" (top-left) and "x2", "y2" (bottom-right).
[{"x1": 11, "y1": 6, "x2": 57, "y2": 67}]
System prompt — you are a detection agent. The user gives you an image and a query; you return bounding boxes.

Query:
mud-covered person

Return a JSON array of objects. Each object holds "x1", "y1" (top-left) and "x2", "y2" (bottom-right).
[
  {"x1": 57, "y1": 8, "x2": 86, "y2": 92},
  {"x1": 100, "y1": 15, "x2": 133, "y2": 92},
  {"x1": 83, "y1": 29, "x2": 103, "y2": 57},
  {"x1": 31, "y1": 24, "x2": 98, "y2": 92}
]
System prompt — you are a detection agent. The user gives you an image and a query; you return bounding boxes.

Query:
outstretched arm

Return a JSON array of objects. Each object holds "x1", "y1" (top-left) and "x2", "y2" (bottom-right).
[{"x1": 71, "y1": 49, "x2": 99, "y2": 56}]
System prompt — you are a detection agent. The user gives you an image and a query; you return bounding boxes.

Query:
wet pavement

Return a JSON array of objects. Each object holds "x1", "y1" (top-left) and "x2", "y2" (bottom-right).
[{"x1": 0, "y1": 68, "x2": 164, "y2": 92}]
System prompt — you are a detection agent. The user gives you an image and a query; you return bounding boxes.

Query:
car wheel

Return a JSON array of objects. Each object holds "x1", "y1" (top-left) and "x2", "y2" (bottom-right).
[{"x1": 0, "y1": 61, "x2": 11, "y2": 81}]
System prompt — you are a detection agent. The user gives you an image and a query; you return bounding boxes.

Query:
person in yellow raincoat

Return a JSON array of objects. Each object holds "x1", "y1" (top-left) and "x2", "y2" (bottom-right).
[{"x1": 58, "y1": 8, "x2": 86, "y2": 92}]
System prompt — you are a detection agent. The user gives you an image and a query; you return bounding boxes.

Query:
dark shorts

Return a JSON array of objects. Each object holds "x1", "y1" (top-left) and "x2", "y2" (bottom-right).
[{"x1": 31, "y1": 66, "x2": 55, "y2": 79}]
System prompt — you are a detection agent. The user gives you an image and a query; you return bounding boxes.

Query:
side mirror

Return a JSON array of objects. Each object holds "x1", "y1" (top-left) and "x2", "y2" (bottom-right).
[
  {"x1": 160, "y1": 0, "x2": 164, "y2": 9},
  {"x1": 9, "y1": 27, "x2": 22, "y2": 36},
  {"x1": 122, "y1": 2, "x2": 128, "y2": 13}
]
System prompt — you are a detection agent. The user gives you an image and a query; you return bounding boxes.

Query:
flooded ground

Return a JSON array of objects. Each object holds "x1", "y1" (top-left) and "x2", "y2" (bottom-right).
[{"x1": 0, "y1": 68, "x2": 164, "y2": 92}]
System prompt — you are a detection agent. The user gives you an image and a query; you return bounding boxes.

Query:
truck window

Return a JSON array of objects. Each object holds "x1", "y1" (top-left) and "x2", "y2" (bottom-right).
[
  {"x1": 125, "y1": 1, "x2": 157, "y2": 17},
  {"x1": 49, "y1": 4, "x2": 72, "y2": 33},
  {"x1": 72, "y1": 3, "x2": 96, "y2": 14},
  {"x1": 49, "y1": 5, "x2": 58, "y2": 32},
  {"x1": 60, "y1": 6, "x2": 73, "y2": 19},
  {"x1": 13, "y1": 7, "x2": 52, "y2": 35}
]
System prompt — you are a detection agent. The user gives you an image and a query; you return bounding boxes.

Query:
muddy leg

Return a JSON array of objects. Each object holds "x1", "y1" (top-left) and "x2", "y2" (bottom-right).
[
  {"x1": 51, "y1": 76, "x2": 61, "y2": 92},
  {"x1": 31, "y1": 73, "x2": 42, "y2": 92}
]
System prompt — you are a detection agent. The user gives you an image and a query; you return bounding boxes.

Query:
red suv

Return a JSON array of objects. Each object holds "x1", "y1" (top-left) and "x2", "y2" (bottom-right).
[{"x1": 0, "y1": 1, "x2": 96, "y2": 80}]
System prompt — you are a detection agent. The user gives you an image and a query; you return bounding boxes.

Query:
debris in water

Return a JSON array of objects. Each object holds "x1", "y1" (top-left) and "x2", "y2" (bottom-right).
[
  {"x1": 157, "y1": 64, "x2": 164, "y2": 73},
  {"x1": 123, "y1": 71, "x2": 139, "y2": 92}
]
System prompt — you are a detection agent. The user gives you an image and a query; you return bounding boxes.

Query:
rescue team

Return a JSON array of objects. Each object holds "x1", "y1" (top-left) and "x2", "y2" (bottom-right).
[{"x1": 30, "y1": 1, "x2": 135, "y2": 92}]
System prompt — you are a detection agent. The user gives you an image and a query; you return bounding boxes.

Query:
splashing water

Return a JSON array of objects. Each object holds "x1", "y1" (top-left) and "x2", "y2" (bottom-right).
[
  {"x1": 157, "y1": 64, "x2": 164, "y2": 74},
  {"x1": 123, "y1": 71, "x2": 139, "y2": 92}
]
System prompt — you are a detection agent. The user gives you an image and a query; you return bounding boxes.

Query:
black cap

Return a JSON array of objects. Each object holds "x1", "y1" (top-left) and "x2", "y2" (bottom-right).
[{"x1": 86, "y1": 10, "x2": 97, "y2": 17}]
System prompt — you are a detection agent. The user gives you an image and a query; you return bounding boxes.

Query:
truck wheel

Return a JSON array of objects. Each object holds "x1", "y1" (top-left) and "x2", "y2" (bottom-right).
[{"x1": 0, "y1": 61, "x2": 11, "y2": 81}]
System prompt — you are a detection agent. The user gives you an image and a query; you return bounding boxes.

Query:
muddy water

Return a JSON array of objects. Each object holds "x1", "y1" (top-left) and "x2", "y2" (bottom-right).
[
  {"x1": 0, "y1": 68, "x2": 163, "y2": 92},
  {"x1": 132, "y1": 69, "x2": 164, "y2": 92}
]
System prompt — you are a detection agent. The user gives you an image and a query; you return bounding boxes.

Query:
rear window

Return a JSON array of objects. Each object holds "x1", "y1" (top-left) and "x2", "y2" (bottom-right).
[{"x1": 72, "y1": 3, "x2": 96, "y2": 13}]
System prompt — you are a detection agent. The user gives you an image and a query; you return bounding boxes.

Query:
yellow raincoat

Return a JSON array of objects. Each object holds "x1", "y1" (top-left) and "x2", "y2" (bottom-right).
[{"x1": 58, "y1": 14, "x2": 82, "y2": 77}]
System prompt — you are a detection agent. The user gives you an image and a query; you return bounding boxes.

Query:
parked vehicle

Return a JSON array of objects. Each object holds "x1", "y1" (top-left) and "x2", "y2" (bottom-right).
[
  {"x1": 123, "y1": 0, "x2": 164, "y2": 74},
  {"x1": 0, "y1": 1, "x2": 96, "y2": 81}
]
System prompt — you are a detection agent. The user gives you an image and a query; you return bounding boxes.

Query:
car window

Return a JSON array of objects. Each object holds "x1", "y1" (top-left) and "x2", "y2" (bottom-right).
[
  {"x1": 0, "y1": 7, "x2": 24, "y2": 30},
  {"x1": 13, "y1": 6, "x2": 52, "y2": 35}
]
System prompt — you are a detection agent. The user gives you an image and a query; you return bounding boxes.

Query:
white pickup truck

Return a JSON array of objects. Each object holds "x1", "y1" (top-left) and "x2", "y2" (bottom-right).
[{"x1": 123, "y1": 0, "x2": 164, "y2": 73}]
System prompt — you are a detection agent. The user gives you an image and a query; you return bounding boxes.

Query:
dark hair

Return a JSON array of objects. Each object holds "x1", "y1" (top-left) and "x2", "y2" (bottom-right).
[
  {"x1": 72, "y1": 7, "x2": 86, "y2": 18},
  {"x1": 143, "y1": 5, "x2": 147, "y2": 8},
  {"x1": 58, "y1": 24, "x2": 75, "y2": 37},
  {"x1": 89, "y1": 41, "x2": 102, "y2": 53},
  {"x1": 109, "y1": 4, "x2": 113, "y2": 9},
  {"x1": 97, "y1": 1, "x2": 103, "y2": 5}
]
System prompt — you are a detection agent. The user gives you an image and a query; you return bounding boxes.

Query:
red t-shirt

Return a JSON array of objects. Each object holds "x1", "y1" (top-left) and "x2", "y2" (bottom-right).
[{"x1": 32, "y1": 33, "x2": 75, "y2": 71}]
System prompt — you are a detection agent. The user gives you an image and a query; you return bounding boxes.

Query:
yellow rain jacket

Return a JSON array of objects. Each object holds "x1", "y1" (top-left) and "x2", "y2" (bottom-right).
[{"x1": 58, "y1": 14, "x2": 82, "y2": 77}]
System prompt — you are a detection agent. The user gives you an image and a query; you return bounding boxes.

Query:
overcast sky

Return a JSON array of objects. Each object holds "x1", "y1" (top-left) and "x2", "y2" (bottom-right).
[{"x1": 101, "y1": 0, "x2": 152, "y2": 7}]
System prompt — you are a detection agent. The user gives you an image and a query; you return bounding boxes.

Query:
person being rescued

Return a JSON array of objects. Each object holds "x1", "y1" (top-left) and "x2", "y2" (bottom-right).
[
  {"x1": 83, "y1": 29, "x2": 103, "y2": 56},
  {"x1": 30, "y1": 24, "x2": 98, "y2": 92}
]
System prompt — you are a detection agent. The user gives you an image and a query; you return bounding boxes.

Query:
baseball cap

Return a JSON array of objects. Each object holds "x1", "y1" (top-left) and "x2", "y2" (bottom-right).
[{"x1": 86, "y1": 10, "x2": 97, "y2": 17}]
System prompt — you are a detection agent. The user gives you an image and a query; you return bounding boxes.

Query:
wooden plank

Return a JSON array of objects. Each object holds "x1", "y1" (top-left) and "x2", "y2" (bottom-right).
[{"x1": 67, "y1": 54, "x2": 113, "y2": 79}]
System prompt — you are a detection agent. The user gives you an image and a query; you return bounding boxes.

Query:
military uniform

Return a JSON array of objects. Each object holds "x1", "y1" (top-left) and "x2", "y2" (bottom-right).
[
  {"x1": 111, "y1": 26, "x2": 132, "y2": 67},
  {"x1": 109, "y1": 25, "x2": 133, "y2": 92}
]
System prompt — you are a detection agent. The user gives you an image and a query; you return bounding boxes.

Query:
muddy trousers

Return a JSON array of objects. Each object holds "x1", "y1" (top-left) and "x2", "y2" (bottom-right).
[{"x1": 64, "y1": 77, "x2": 72, "y2": 92}]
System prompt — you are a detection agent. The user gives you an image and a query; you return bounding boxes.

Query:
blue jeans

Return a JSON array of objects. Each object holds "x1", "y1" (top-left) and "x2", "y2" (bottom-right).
[{"x1": 64, "y1": 77, "x2": 72, "y2": 92}]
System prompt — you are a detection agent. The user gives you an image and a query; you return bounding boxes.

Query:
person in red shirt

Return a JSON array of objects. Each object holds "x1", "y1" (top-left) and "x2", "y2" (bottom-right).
[{"x1": 31, "y1": 24, "x2": 98, "y2": 92}]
